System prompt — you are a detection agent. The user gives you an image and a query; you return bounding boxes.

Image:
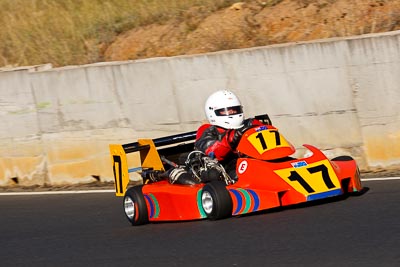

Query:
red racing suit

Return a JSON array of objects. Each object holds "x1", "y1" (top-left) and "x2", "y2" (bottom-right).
[{"x1": 194, "y1": 118, "x2": 263, "y2": 162}]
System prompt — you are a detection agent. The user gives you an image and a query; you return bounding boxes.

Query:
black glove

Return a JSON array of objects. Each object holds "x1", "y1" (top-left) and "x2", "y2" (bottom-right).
[
  {"x1": 229, "y1": 120, "x2": 255, "y2": 150},
  {"x1": 242, "y1": 118, "x2": 256, "y2": 128}
]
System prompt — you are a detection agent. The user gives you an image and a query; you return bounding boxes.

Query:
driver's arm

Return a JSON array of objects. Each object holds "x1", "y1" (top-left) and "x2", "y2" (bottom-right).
[{"x1": 195, "y1": 125, "x2": 233, "y2": 161}]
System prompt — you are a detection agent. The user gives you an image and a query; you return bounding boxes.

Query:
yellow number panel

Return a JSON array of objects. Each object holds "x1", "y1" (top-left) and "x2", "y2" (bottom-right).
[{"x1": 274, "y1": 159, "x2": 341, "y2": 197}]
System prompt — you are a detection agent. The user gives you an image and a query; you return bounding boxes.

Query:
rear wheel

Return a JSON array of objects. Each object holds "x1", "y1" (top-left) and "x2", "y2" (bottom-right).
[
  {"x1": 123, "y1": 185, "x2": 149, "y2": 226},
  {"x1": 201, "y1": 181, "x2": 233, "y2": 220}
]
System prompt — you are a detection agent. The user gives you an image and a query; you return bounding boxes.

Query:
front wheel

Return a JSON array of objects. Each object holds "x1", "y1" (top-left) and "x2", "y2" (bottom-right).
[
  {"x1": 123, "y1": 185, "x2": 149, "y2": 226},
  {"x1": 201, "y1": 181, "x2": 233, "y2": 220}
]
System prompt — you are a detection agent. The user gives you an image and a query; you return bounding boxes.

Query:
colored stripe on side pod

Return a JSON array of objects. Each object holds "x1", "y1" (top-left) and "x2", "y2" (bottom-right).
[
  {"x1": 144, "y1": 194, "x2": 160, "y2": 219},
  {"x1": 197, "y1": 189, "x2": 207, "y2": 218},
  {"x1": 230, "y1": 188, "x2": 260, "y2": 215},
  {"x1": 237, "y1": 189, "x2": 251, "y2": 214},
  {"x1": 246, "y1": 189, "x2": 260, "y2": 211},
  {"x1": 229, "y1": 189, "x2": 243, "y2": 215},
  {"x1": 143, "y1": 195, "x2": 154, "y2": 218},
  {"x1": 149, "y1": 194, "x2": 160, "y2": 218}
]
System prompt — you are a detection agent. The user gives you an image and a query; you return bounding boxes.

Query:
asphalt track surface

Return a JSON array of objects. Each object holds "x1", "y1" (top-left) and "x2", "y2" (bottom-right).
[{"x1": 0, "y1": 178, "x2": 399, "y2": 267}]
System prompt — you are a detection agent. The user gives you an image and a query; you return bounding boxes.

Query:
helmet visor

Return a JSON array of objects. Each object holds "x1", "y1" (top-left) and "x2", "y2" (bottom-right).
[{"x1": 214, "y1": 106, "x2": 243, "y2": 116}]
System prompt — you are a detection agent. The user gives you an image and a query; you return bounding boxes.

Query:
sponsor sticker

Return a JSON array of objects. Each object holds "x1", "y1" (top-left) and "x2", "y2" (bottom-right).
[
  {"x1": 255, "y1": 125, "x2": 268, "y2": 132},
  {"x1": 291, "y1": 160, "x2": 308, "y2": 168},
  {"x1": 238, "y1": 160, "x2": 248, "y2": 174}
]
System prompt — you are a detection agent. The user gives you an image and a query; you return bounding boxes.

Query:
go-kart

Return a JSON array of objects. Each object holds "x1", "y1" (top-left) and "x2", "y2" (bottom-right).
[{"x1": 109, "y1": 115, "x2": 363, "y2": 226}]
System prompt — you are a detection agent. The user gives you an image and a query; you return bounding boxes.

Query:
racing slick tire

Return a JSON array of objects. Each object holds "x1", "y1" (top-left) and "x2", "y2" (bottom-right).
[
  {"x1": 123, "y1": 185, "x2": 149, "y2": 226},
  {"x1": 201, "y1": 181, "x2": 233, "y2": 220}
]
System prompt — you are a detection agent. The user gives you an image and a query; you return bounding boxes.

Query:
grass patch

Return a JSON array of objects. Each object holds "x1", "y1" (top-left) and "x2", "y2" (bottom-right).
[{"x1": 0, "y1": 0, "x2": 238, "y2": 67}]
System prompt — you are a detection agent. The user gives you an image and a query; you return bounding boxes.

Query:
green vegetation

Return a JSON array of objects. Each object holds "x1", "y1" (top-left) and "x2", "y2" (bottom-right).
[{"x1": 0, "y1": 0, "x2": 237, "y2": 67}]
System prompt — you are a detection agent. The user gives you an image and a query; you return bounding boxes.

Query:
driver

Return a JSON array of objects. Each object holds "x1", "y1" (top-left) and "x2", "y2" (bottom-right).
[
  {"x1": 194, "y1": 90, "x2": 263, "y2": 179},
  {"x1": 145, "y1": 90, "x2": 262, "y2": 184}
]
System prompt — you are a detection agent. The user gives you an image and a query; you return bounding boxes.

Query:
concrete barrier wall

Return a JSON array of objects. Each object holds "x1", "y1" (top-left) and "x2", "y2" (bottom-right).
[{"x1": 1, "y1": 31, "x2": 399, "y2": 186}]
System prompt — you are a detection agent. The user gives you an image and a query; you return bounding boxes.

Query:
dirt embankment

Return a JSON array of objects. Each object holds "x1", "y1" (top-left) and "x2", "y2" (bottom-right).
[{"x1": 103, "y1": 0, "x2": 400, "y2": 62}]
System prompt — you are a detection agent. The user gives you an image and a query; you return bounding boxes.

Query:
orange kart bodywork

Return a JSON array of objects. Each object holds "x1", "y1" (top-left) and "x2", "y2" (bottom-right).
[
  {"x1": 136, "y1": 146, "x2": 362, "y2": 222},
  {"x1": 110, "y1": 117, "x2": 363, "y2": 225}
]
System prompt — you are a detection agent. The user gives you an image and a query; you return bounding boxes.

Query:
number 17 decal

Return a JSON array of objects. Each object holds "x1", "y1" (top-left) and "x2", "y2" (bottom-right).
[
  {"x1": 275, "y1": 160, "x2": 341, "y2": 196},
  {"x1": 288, "y1": 164, "x2": 335, "y2": 193},
  {"x1": 248, "y1": 129, "x2": 291, "y2": 154}
]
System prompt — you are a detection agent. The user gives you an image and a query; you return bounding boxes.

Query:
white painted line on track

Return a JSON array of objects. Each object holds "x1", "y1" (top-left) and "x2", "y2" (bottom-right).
[
  {"x1": 361, "y1": 177, "x2": 400, "y2": 181},
  {"x1": 0, "y1": 189, "x2": 114, "y2": 196},
  {"x1": 0, "y1": 177, "x2": 399, "y2": 196}
]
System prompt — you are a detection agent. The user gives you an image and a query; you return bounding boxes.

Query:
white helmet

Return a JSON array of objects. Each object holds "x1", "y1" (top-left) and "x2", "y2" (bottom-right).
[{"x1": 204, "y1": 90, "x2": 244, "y2": 129}]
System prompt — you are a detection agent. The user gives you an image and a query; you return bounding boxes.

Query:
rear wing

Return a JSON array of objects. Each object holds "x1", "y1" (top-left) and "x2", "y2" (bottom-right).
[{"x1": 109, "y1": 131, "x2": 197, "y2": 196}]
